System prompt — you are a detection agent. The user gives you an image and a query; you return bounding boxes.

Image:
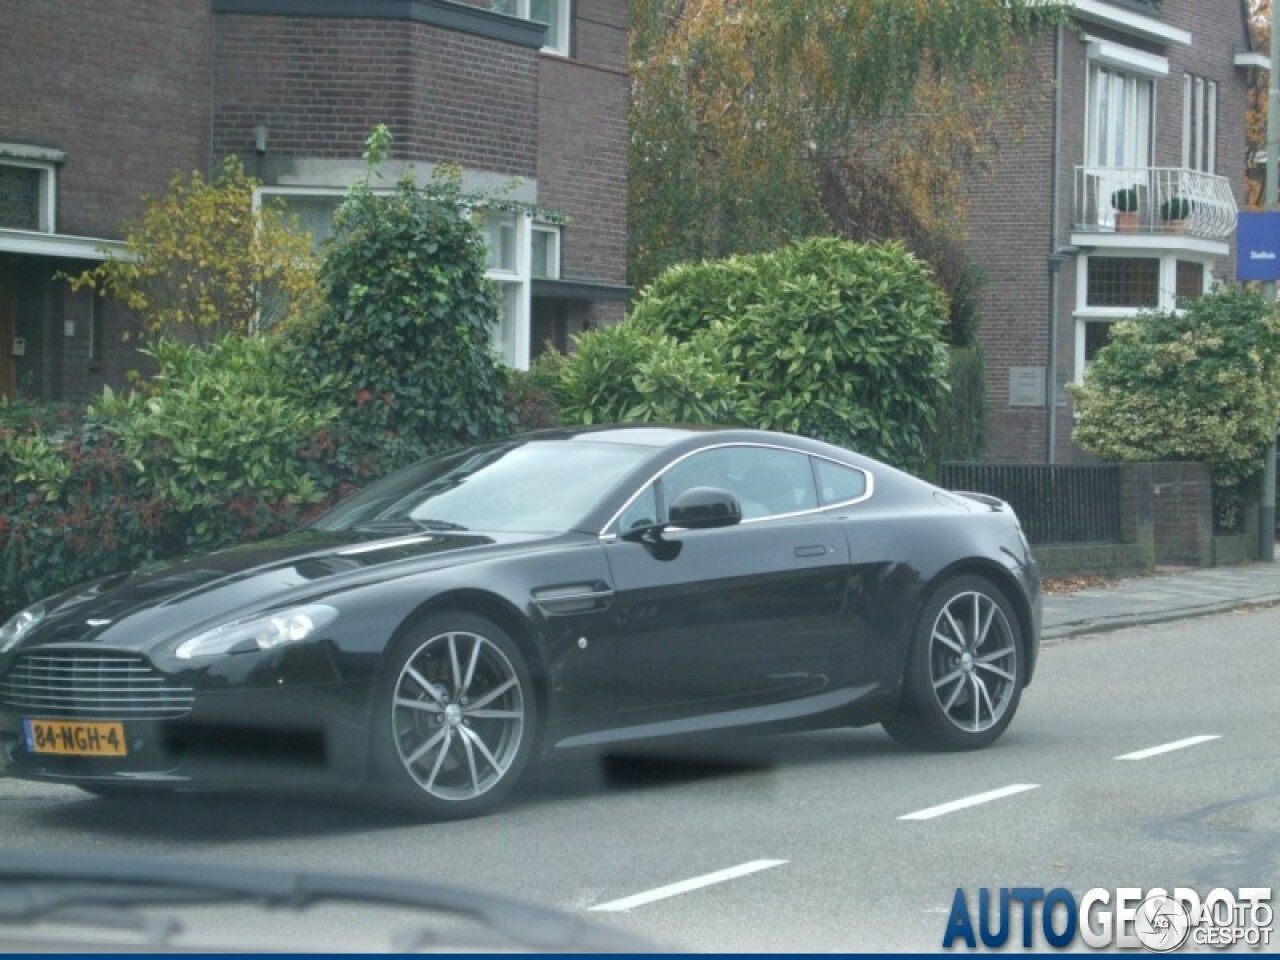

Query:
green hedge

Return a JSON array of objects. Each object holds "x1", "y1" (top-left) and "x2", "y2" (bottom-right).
[
  {"x1": 295, "y1": 173, "x2": 511, "y2": 472},
  {"x1": 618, "y1": 237, "x2": 949, "y2": 470},
  {"x1": 0, "y1": 337, "x2": 373, "y2": 619}
]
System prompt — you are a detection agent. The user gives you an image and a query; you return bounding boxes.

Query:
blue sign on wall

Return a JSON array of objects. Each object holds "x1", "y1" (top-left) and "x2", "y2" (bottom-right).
[{"x1": 1237, "y1": 211, "x2": 1280, "y2": 281}]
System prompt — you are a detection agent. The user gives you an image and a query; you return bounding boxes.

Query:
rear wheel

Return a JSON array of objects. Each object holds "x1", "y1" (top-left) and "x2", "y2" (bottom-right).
[
  {"x1": 373, "y1": 612, "x2": 536, "y2": 819},
  {"x1": 883, "y1": 575, "x2": 1024, "y2": 751}
]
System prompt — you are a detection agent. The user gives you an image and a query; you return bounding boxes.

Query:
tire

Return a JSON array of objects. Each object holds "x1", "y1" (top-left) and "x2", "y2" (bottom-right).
[
  {"x1": 372, "y1": 612, "x2": 536, "y2": 819},
  {"x1": 883, "y1": 575, "x2": 1025, "y2": 751}
]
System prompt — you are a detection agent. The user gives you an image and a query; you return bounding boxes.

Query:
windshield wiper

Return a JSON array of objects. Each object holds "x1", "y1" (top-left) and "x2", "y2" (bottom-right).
[{"x1": 0, "y1": 850, "x2": 656, "y2": 952}]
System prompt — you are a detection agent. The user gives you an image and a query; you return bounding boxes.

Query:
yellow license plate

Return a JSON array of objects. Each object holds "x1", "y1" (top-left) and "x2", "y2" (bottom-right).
[{"x1": 24, "y1": 719, "x2": 127, "y2": 757}]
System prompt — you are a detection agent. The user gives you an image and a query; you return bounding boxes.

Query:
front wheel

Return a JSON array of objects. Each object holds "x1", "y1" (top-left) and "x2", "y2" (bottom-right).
[
  {"x1": 372, "y1": 612, "x2": 536, "y2": 819},
  {"x1": 883, "y1": 575, "x2": 1024, "y2": 751}
]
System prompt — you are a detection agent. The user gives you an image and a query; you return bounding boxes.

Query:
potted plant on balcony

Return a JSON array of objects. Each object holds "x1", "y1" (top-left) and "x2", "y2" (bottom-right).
[
  {"x1": 1111, "y1": 186, "x2": 1140, "y2": 233},
  {"x1": 1160, "y1": 196, "x2": 1192, "y2": 233}
]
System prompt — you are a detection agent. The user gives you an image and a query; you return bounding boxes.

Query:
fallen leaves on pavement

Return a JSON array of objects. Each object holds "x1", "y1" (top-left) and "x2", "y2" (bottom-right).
[{"x1": 1041, "y1": 574, "x2": 1119, "y2": 595}]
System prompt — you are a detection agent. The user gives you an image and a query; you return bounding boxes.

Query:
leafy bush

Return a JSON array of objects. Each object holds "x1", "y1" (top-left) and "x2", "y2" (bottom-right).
[
  {"x1": 0, "y1": 419, "x2": 168, "y2": 616},
  {"x1": 506, "y1": 365, "x2": 562, "y2": 433},
  {"x1": 1071, "y1": 285, "x2": 1280, "y2": 527},
  {"x1": 554, "y1": 322, "x2": 745, "y2": 426},
  {"x1": 295, "y1": 171, "x2": 511, "y2": 473},
  {"x1": 90, "y1": 337, "x2": 348, "y2": 549},
  {"x1": 929, "y1": 346, "x2": 986, "y2": 467},
  {"x1": 0, "y1": 336, "x2": 361, "y2": 618},
  {"x1": 627, "y1": 237, "x2": 949, "y2": 470}
]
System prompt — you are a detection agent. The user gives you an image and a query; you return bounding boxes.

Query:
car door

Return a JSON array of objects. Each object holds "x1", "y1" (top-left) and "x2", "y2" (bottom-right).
[{"x1": 602, "y1": 444, "x2": 857, "y2": 719}]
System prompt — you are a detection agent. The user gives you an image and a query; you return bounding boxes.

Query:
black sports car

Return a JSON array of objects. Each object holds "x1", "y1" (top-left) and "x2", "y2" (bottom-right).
[{"x1": 0, "y1": 426, "x2": 1040, "y2": 818}]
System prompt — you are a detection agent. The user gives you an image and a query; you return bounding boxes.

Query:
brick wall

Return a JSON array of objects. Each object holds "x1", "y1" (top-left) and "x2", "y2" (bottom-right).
[
  {"x1": 537, "y1": 0, "x2": 629, "y2": 287},
  {"x1": 0, "y1": 0, "x2": 212, "y2": 238},
  {"x1": 966, "y1": 1, "x2": 1252, "y2": 464},
  {"x1": 213, "y1": 14, "x2": 538, "y2": 177},
  {"x1": 1121, "y1": 461, "x2": 1214, "y2": 567},
  {"x1": 962, "y1": 41, "x2": 1056, "y2": 463}
]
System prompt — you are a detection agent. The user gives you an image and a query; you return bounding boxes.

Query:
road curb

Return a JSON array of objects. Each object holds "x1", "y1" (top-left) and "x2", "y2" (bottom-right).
[{"x1": 1042, "y1": 594, "x2": 1280, "y2": 644}]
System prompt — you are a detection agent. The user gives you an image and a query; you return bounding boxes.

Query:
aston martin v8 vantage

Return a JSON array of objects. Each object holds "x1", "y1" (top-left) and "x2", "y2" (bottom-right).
[{"x1": 0, "y1": 426, "x2": 1040, "y2": 818}]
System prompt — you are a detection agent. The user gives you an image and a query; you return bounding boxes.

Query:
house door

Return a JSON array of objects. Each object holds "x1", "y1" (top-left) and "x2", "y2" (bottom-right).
[{"x1": 0, "y1": 265, "x2": 14, "y2": 398}]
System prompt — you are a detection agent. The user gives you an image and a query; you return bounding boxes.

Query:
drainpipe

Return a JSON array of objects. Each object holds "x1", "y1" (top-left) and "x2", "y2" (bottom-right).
[{"x1": 1046, "y1": 23, "x2": 1065, "y2": 464}]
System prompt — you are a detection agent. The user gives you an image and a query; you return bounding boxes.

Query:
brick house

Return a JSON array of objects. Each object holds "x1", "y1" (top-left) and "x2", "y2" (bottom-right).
[
  {"x1": 966, "y1": 0, "x2": 1262, "y2": 463},
  {"x1": 0, "y1": 0, "x2": 630, "y2": 403}
]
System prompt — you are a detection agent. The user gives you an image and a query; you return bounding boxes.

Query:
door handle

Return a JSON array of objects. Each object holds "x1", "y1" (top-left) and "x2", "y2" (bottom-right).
[{"x1": 793, "y1": 545, "x2": 829, "y2": 558}]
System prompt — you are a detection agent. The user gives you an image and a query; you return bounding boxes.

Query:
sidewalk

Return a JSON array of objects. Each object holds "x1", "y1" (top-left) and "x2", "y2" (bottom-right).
[{"x1": 1041, "y1": 560, "x2": 1280, "y2": 641}]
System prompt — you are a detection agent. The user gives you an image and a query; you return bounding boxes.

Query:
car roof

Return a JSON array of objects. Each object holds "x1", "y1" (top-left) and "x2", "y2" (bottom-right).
[{"x1": 516, "y1": 424, "x2": 717, "y2": 447}]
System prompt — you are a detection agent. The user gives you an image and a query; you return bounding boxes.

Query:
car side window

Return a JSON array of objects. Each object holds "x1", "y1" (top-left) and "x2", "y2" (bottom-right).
[
  {"x1": 813, "y1": 457, "x2": 868, "y2": 505},
  {"x1": 660, "y1": 446, "x2": 819, "y2": 521},
  {"x1": 616, "y1": 483, "x2": 659, "y2": 533}
]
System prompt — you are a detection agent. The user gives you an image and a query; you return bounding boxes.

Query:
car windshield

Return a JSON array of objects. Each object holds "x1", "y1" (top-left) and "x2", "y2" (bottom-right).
[{"x1": 308, "y1": 439, "x2": 651, "y2": 535}]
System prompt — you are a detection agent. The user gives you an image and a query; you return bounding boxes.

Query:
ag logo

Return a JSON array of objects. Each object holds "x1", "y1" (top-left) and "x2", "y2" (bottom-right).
[{"x1": 1135, "y1": 894, "x2": 1191, "y2": 952}]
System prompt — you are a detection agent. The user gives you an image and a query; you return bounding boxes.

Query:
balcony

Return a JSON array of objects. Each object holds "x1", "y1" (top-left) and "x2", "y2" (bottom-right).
[{"x1": 1073, "y1": 167, "x2": 1237, "y2": 242}]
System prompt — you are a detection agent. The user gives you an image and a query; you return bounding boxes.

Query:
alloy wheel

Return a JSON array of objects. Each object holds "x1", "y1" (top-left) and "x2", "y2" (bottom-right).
[
  {"x1": 927, "y1": 591, "x2": 1019, "y2": 734},
  {"x1": 391, "y1": 630, "x2": 526, "y2": 802}
]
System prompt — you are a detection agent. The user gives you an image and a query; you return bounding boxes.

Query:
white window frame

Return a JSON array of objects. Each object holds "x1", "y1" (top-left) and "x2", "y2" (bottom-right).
[
  {"x1": 482, "y1": 209, "x2": 532, "y2": 369},
  {"x1": 1072, "y1": 252, "x2": 1214, "y2": 383},
  {"x1": 0, "y1": 153, "x2": 58, "y2": 234},
  {"x1": 1182, "y1": 74, "x2": 1217, "y2": 174},
  {"x1": 494, "y1": 0, "x2": 570, "y2": 56},
  {"x1": 531, "y1": 223, "x2": 561, "y2": 280}
]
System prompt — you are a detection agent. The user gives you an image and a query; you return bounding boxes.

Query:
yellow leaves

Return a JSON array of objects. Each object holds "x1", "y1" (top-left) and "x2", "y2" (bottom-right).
[{"x1": 64, "y1": 156, "x2": 319, "y2": 345}]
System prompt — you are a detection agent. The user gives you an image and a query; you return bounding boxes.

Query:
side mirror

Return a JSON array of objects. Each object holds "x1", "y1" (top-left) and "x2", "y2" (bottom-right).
[{"x1": 668, "y1": 486, "x2": 742, "y2": 530}]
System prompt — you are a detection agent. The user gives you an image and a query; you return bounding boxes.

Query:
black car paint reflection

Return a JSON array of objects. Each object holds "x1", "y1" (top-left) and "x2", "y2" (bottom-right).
[{"x1": 0, "y1": 426, "x2": 1040, "y2": 818}]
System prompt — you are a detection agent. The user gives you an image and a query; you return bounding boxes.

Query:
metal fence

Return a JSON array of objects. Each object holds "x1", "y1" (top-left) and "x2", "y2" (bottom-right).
[{"x1": 939, "y1": 463, "x2": 1123, "y2": 545}]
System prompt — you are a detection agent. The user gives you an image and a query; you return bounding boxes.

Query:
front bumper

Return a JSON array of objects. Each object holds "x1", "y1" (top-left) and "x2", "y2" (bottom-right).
[{"x1": 0, "y1": 644, "x2": 374, "y2": 791}]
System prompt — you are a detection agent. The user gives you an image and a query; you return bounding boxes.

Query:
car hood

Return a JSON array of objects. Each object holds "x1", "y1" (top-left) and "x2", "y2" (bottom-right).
[{"x1": 14, "y1": 528, "x2": 546, "y2": 654}]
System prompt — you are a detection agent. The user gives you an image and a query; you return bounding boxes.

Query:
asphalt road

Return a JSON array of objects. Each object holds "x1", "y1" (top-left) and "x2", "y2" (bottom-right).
[{"x1": 1, "y1": 604, "x2": 1277, "y2": 952}]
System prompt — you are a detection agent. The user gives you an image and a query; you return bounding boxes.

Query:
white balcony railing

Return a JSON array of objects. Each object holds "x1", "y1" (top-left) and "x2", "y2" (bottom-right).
[{"x1": 1073, "y1": 166, "x2": 1237, "y2": 240}]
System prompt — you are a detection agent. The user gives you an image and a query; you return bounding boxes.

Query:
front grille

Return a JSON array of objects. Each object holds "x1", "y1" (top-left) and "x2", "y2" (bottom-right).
[{"x1": 0, "y1": 652, "x2": 194, "y2": 719}]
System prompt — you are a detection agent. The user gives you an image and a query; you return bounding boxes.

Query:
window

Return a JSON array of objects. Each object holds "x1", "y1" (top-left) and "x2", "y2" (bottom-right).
[
  {"x1": 1075, "y1": 253, "x2": 1214, "y2": 383},
  {"x1": 1086, "y1": 258, "x2": 1159, "y2": 308},
  {"x1": 491, "y1": 0, "x2": 570, "y2": 56},
  {"x1": 1082, "y1": 320, "x2": 1115, "y2": 370},
  {"x1": 813, "y1": 458, "x2": 867, "y2": 506},
  {"x1": 485, "y1": 211, "x2": 519, "y2": 273},
  {"x1": 660, "y1": 446, "x2": 818, "y2": 521},
  {"x1": 531, "y1": 225, "x2": 560, "y2": 280},
  {"x1": 1182, "y1": 74, "x2": 1217, "y2": 174},
  {"x1": 1086, "y1": 64, "x2": 1153, "y2": 171},
  {"x1": 1175, "y1": 260, "x2": 1206, "y2": 303},
  {"x1": 1085, "y1": 62, "x2": 1155, "y2": 230},
  {"x1": 0, "y1": 152, "x2": 58, "y2": 233},
  {"x1": 269, "y1": 192, "x2": 342, "y2": 253},
  {"x1": 481, "y1": 210, "x2": 531, "y2": 368},
  {"x1": 0, "y1": 166, "x2": 40, "y2": 230}
]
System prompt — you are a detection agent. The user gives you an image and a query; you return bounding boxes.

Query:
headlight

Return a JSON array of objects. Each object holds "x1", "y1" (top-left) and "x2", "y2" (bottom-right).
[
  {"x1": 175, "y1": 604, "x2": 338, "y2": 660},
  {"x1": 0, "y1": 602, "x2": 46, "y2": 653}
]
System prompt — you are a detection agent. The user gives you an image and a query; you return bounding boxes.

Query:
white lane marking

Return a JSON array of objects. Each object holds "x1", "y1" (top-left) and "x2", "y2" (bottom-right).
[
  {"x1": 1116, "y1": 735, "x2": 1221, "y2": 761},
  {"x1": 589, "y1": 859, "x2": 787, "y2": 913},
  {"x1": 898, "y1": 783, "x2": 1040, "y2": 821}
]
